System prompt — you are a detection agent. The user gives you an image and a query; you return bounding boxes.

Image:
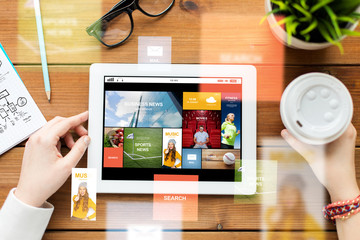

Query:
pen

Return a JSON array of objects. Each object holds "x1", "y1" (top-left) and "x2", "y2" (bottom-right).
[{"x1": 34, "y1": 0, "x2": 51, "y2": 102}]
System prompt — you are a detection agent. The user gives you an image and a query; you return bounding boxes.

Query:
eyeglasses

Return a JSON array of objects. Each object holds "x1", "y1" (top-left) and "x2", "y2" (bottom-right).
[{"x1": 86, "y1": 0, "x2": 175, "y2": 48}]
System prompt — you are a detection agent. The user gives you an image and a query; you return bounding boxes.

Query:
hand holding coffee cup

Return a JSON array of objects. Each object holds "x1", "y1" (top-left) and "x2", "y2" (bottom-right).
[{"x1": 280, "y1": 73, "x2": 359, "y2": 202}]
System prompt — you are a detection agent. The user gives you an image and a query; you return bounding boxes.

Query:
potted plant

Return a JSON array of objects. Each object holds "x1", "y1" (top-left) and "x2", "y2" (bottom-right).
[{"x1": 262, "y1": 0, "x2": 360, "y2": 53}]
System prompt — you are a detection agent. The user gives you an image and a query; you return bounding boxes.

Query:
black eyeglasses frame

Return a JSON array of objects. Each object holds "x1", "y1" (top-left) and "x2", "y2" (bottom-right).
[{"x1": 86, "y1": 0, "x2": 175, "y2": 48}]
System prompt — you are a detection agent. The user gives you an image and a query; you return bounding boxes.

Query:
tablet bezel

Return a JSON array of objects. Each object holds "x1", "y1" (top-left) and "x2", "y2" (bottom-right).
[{"x1": 88, "y1": 64, "x2": 257, "y2": 195}]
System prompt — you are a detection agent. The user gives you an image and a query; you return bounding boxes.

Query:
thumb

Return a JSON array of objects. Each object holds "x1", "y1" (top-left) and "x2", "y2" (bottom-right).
[
  {"x1": 281, "y1": 129, "x2": 313, "y2": 161},
  {"x1": 64, "y1": 135, "x2": 91, "y2": 167}
]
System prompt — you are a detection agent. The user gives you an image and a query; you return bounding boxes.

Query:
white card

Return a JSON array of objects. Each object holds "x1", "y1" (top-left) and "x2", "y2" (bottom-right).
[{"x1": 71, "y1": 168, "x2": 97, "y2": 221}]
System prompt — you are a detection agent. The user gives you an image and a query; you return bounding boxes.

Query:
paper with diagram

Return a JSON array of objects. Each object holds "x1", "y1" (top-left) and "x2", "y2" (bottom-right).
[{"x1": 0, "y1": 43, "x2": 46, "y2": 155}]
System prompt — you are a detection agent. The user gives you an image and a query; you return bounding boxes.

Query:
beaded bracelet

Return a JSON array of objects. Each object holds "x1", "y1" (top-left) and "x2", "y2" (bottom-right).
[{"x1": 323, "y1": 195, "x2": 360, "y2": 223}]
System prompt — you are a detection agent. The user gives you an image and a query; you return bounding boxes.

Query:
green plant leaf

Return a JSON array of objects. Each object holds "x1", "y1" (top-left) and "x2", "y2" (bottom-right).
[
  {"x1": 341, "y1": 28, "x2": 360, "y2": 36},
  {"x1": 260, "y1": 8, "x2": 282, "y2": 25},
  {"x1": 321, "y1": 18, "x2": 339, "y2": 40},
  {"x1": 271, "y1": 0, "x2": 289, "y2": 10},
  {"x1": 324, "y1": 5, "x2": 343, "y2": 39},
  {"x1": 337, "y1": 16, "x2": 356, "y2": 24},
  {"x1": 272, "y1": 15, "x2": 296, "y2": 27},
  {"x1": 330, "y1": 0, "x2": 360, "y2": 15},
  {"x1": 286, "y1": 20, "x2": 293, "y2": 45},
  {"x1": 310, "y1": 0, "x2": 334, "y2": 13},
  {"x1": 304, "y1": 34, "x2": 311, "y2": 41},
  {"x1": 298, "y1": 17, "x2": 311, "y2": 22},
  {"x1": 318, "y1": 21, "x2": 344, "y2": 54},
  {"x1": 290, "y1": 21, "x2": 300, "y2": 34},
  {"x1": 285, "y1": 19, "x2": 300, "y2": 37},
  {"x1": 300, "y1": 0, "x2": 309, "y2": 10},
  {"x1": 293, "y1": 3, "x2": 312, "y2": 19},
  {"x1": 284, "y1": 16, "x2": 301, "y2": 45},
  {"x1": 349, "y1": 12, "x2": 360, "y2": 19},
  {"x1": 300, "y1": 19, "x2": 318, "y2": 35}
]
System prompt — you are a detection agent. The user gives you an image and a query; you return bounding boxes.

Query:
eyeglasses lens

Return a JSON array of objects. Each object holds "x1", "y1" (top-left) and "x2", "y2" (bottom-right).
[
  {"x1": 138, "y1": 0, "x2": 174, "y2": 16},
  {"x1": 97, "y1": 11, "x2": 132, "y2": 46}
]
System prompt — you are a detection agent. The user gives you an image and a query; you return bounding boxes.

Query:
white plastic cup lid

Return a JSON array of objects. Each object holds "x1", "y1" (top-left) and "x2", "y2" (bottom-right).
[{"x1": 280, "y1": 72, "x2": 353, "y2": 145}]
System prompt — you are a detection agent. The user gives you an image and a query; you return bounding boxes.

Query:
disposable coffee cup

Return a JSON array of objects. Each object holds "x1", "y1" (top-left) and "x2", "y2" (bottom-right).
[{"x1": 280, "y1": 73, "x2": 353, "y2": 145}]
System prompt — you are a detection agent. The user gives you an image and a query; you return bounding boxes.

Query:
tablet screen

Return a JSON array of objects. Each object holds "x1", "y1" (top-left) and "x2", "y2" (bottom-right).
[{"x1": 102, "y1": 76, "x2": 242, "y2": 182}]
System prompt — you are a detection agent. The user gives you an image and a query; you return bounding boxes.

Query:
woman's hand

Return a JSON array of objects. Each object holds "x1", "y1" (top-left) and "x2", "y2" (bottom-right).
[
  {"x1": 237, "y1": 130, "x2": 240, "y2": 134},
  {"x1": 165, "y1": 149, "x2": 169, "y2": 154},
  {"x1": 15, "y1": 112, "x2": 90, "y2": 207},
  {"x1": 74, "y1": 195, "x2": 79, "y2": 202},
  {"x1": 281, "y1": 124, "x2": 360, "y2": 202}
]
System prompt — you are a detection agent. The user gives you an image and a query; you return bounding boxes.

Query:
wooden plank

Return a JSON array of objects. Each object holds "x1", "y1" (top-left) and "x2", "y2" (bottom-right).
[
  {"x1": 0, "y1": 0, "x2": 359, "y2": 65},
  {"x1": 43, "y1": 231, "x2": 338, "y2": 240},
  {"x1": 2, "y1": 146, "x2": 360, "y2": 230},
  {"x1": 11, "y1": 65, "x2": 360, "y2": 145},
  {"x1": 0, "y1": 0, "x2": 18, "y2": 61}
]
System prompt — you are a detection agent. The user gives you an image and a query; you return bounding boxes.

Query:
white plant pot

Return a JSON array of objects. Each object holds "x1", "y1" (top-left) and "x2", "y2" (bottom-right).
[{"x1": 265, "y1": 0, "x2": 360, "y2": 50}]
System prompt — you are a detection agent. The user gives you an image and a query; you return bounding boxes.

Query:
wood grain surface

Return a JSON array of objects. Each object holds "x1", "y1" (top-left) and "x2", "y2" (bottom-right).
[
  {"x1": 0, "y1": 0, "x2": 358, "y2": 65},
  {"x1": 42, "y1": 231, "x2": 339, "y2": 240},
  {"x1": 1, "y1": 0, "x2": 360, "y2": 239}
]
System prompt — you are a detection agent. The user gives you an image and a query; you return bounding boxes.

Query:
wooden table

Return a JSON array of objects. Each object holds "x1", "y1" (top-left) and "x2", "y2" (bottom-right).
[{"x1": 1, "y1": 0, "x2": 359, "y2": 239}]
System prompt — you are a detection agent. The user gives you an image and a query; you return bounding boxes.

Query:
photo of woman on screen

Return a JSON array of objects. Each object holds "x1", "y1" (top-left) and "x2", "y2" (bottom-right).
[
  {"x1": 162, "y1": 139, "x2": 182, "y2": 169},
  {"x1": 221, "y1": 113, "x2": 240, "y2": 149}
]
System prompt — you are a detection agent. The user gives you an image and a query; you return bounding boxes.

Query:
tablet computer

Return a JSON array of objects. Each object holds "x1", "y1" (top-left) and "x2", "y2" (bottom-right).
[{"x1": 88, "y1": 64, "x2": 256, "y2": 195}]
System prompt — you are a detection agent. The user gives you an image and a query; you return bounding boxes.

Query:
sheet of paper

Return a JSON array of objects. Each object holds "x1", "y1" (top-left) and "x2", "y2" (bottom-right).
[{"x1": 0, "y1": 43, "x2": 46, "y2": 154}]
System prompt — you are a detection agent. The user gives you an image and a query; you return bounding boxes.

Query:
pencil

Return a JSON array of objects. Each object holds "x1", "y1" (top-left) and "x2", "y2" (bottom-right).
[{"x1": 34, "y1": 0, "x2": 51, "y2": 102}]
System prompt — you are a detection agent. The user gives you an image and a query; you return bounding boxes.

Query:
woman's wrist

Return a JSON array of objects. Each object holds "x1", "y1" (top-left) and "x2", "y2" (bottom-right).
[
  {"x1": 14, "y1": 188, "x2": 44, "y2": 208},
  {"x1": 329, "y1": 185, "x2": 360, "y2": 203}
]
